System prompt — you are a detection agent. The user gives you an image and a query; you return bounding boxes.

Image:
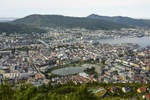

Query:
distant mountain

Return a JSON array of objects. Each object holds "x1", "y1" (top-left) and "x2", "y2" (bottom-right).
[
  {"x1": 87, "y1": 14, "x2": 150, "y2": 28},
  {"x1": 0, "y1": 22, "x2": 46, "y2": 34},
  {"x1": 0, "y1": 18, "x2": 17, "y2": 22},
  {"x1": 13, "y1": 14, "x2": 131, "y2": 30}
]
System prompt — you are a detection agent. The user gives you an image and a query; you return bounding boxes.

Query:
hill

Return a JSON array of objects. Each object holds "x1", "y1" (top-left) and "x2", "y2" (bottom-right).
[
  {"x1": 87, "y1": 14, "x2": 150, "y2": 28},
  {"x1": 13, "y1": 14, "x2": 131, "y2": 30},
  {"x1": 0, "y1": 22, "x2": 47, "y2": 34}
]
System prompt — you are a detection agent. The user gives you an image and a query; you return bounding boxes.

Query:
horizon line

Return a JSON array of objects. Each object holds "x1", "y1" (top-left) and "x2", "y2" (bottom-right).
[{"x1": 0, "y1": 13, "x2": 150, "y2": 20}]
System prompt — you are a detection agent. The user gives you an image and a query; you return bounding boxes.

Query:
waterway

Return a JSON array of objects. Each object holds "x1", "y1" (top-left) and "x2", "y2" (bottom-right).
[{"x1": 98, "y1": 36, "x2": 150, "y2": 48}]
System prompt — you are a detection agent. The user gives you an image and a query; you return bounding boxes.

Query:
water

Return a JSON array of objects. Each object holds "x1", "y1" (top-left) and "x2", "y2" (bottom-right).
[
  {"x1": 98, "y1": 36, "x2": 150, "y2": 48},
  {"x1": 52, "y1": 37, "x2": 150, "y2": 75},
  {"x1": 51, "y1": 66, "x2": 87, "y2": 75}
]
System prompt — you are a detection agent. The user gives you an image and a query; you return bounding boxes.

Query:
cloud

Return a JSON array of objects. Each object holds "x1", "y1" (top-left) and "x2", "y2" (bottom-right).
[
  {"x1": 1, "y1": 0, "x2": 150, "y2": 9},
  {"x1": 0, "y1": 0, "x2": 150, "y2": 18}
]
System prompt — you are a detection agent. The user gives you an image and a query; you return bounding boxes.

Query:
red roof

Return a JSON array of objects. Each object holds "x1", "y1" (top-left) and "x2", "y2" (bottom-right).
[
  {"x1": 140, "y1": 87, "x2": 147, "y2": 92},
  {"x1": 145, "y1": 94, "x2": 150, "y2": 99}
]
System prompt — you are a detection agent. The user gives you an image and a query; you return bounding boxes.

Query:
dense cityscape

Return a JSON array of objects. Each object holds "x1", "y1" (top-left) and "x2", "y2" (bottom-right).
[
  {"x1": 0, "y1": 27, "x2": 150, "y2": 99},
  {"x1": 1, "y1": 0, "x2": 150, "y2": 99}
]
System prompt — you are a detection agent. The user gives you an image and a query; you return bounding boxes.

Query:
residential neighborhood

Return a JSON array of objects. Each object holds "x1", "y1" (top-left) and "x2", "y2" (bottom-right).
[{"x1": 0, "y1": 28, "x2": 150, "y2": 99}]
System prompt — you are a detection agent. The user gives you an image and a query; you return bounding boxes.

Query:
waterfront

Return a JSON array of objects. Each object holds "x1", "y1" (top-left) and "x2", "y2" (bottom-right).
[{"x1": 99, "y1": 36, "x2": 150, "y2": 48}]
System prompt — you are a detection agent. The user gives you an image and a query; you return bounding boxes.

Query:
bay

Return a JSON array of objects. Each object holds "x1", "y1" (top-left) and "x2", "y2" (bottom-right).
[{"x1": 99, "y1": 36, "x2": 150, "y2": 48}]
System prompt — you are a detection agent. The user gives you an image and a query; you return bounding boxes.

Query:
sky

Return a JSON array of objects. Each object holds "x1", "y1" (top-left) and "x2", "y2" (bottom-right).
[{"x1": 0, "y1": 0, "x2": 150, "y2": 18}]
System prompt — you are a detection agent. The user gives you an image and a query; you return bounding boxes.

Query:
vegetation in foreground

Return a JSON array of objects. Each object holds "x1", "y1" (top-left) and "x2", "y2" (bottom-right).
[{"x1": 0, "y1": 80, "x2": 150, "y2": 100}]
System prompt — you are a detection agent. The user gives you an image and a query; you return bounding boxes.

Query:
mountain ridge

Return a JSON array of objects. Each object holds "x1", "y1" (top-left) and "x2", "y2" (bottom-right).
[
  {"x1": 12, "y1": 14, "x2": 131, "y2": 30},
  {"x1": 87, "y1": 14, "x2": 150, "y2": 28},
  {"x1": 2, "y1": 13, "x2": 150, "y2": 34}
]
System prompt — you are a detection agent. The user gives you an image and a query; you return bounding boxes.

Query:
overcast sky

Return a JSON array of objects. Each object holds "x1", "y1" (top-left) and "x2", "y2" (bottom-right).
[{"x1": 0, "y1": 0, "x2": 150, "y2": 18}]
